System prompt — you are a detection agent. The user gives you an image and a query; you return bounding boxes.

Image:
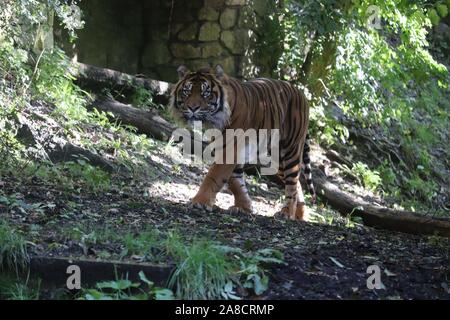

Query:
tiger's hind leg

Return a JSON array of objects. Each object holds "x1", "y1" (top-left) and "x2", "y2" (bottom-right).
[
  {"x1": 228, "y1": 165, "x2": 253, "y2": 213},
  {"x1": 280, "y1": 154, "x2": 309, "y2": 221}
]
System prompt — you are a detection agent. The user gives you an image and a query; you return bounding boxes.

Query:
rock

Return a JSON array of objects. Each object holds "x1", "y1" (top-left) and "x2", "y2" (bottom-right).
[
  {"x1": 226, "y1": 0, "x2": 246, "y2": 5},
  {"x1": 199, "y1": 22, "x2": 221, "y2": 41},
  {"x1": 254, "y1": 0, "x2": 270, "y2": 17},
  {"x1": 205, "y1": 0, "x2": 226, "y2": 9},
  {"x1": 171, "y1": 43, "x2": 201, "y2": 59},
  {"x1": 220, "y1": 8, "x2": 238, "y2": 29},
  {"x1": 178, "y1": 23, "x2": 198, "y2": 41},
  {"x1": 221, "y1": 29, "x2": 249, "y2": 54},
  {"x1": 185, "y1": 59, "x2": 212, "y2": 71},
  {"x1": 201, "y1": 43, "x2": 225, "y2": 58},
  {"x1": 211, "y1": 56, "x2": 235, "y2": 74},
  {"x1": 167, "y1": 23, "x2": 184, "y2": 38},
  {"x1": 198, "y1": 7, "x2": 220, "y2": 21}
]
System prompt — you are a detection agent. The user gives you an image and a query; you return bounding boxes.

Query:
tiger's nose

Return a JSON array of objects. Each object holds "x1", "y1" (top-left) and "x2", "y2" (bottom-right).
[{"x1": 188, "y1": 105, "x2": 200, "y2": 113}]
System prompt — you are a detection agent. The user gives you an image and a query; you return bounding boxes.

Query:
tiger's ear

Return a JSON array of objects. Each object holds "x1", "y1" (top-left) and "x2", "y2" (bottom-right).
[
  {"x1": 177, "y1": 65, "x2": 189, "y2": 80},
  {"x1": 215, "y1": 64, "x2": 225, "y2": 80}
]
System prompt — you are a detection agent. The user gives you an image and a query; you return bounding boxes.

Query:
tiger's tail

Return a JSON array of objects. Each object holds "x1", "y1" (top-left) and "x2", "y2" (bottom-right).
[{"x1": 302, "y1": 134, "x2": 316, "y2": 203}]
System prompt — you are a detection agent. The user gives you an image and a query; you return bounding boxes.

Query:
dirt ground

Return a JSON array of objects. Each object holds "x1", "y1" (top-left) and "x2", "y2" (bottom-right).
[{"x1": 1, "y1": 142, "x2": 449, "y2": 300}]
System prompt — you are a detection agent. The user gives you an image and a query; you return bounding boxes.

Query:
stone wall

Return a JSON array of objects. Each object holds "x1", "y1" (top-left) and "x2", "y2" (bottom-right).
[{"x1": 60, "y1": 0, "x2": 282, "y2": 83}]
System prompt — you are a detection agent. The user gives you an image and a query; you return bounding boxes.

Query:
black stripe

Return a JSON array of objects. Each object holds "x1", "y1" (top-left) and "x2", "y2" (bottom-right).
[
  {"x1": 233, "y1": 167, "x2": 244, "y2": 174},
  {"x1": 284, "y1": 171, "x2": 299, "y2": 179},
  {"x1": 283, "y1": 158, "x2": 300, "y2": 171}
]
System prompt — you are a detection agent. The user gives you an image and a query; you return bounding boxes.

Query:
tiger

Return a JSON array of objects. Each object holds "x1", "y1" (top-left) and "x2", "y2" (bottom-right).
[{"x1": 169, "y1": 64, "x2": 315, "y2": 221}]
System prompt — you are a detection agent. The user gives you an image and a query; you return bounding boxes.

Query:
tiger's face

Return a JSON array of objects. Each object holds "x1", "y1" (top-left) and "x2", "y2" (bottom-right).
[{"x1": 170, "y1": 65, "x2": 230, "y2": 130}]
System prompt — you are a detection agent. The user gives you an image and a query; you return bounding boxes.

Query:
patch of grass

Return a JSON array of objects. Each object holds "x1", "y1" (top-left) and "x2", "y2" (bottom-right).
[
  {"x1": 63, "y1": 160, "x2": 111, "y2": 194},
  {"x1": 120, "y1": 229, "x2": 164, "y2": 262},
  {"x1": 22, "y1": 159, "x2": 111, "y2": 195},
  {"x1": 164, "y1": 232, "x2": 285, "y2": 300},
  {"x1": 166, "y1": 235, "x2": 238, "y2": 300},
  {"x1": 0, "y1": 221, "x2": 29, "y2": 274},
  {"x1": 0, "y1": 273, "x2": 40, "y2": 300}
]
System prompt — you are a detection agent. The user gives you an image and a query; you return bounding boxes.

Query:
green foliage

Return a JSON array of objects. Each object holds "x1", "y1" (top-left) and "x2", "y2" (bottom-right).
[
  {"x1": 279, "y1": 0, "x2": 449, "y2": 212},
  {"x1": 63, "y1": 160, "x2": 111, "y2": 193},
  {"x1": 167, "y1": 236, "x2": 238, "y2": 300},
  {"x1": 20, "y1": 160, "x2": 111, "y2": 195},
  {"x1": 83, "y1": 272, "x2": 174, "y2": 300},
  {"x1": 351, "y1": 162, "x2": 382, "y2": 191},
  {"x1": 120, "y1": 229, "x2": 165, "y2": 262},
  {"x1": 0, "y1": 274, "x2": 40, "y2": 300},
  {"x1": 0, "y1": 222, "x2": 29, "y2": 274},
  {"x1": 165, "y1": 233, "x2": 285, "y2": 300},
  {"x1": 130, "y1": 86, "x2": 154, "y2": 109},
  {"x1": 0, "y1": 0, "x2": 83, "y2": 48},
  {"x1": 236, "y1": 248, "x2": 285, "y2": 296},
  {"x1": 114, "y1": 230, "x2": 284, "y2": 300},
  {"x1": 406, "y1": 173, "x2": 438, "y2": 201}
]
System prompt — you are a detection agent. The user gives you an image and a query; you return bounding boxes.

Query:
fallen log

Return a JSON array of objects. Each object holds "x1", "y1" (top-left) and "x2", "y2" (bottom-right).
[
  {"x1": 73, "y1": 62, "x2": 173, "y2": 105},
  {"x1": 313, "y1": 169, "x2": 450, "y2": 237},
  {"x1": 89, "y1": 98, "x2": 176, "y2": 142},
  {"x1": 47, "y1": 142, "x2": 115, "y2": 173}
]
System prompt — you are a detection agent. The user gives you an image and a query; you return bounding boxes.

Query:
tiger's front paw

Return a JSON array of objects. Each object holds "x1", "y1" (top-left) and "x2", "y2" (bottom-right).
[
  {"x1": 189, "y1": 201, "x2": 213, "y2": 212},
  {"x1": 228, "y1": 205, "x2": 253, "y2": 215},
  {"x1": 189, "y1": 195, "x2": 215, "y2": 212}
]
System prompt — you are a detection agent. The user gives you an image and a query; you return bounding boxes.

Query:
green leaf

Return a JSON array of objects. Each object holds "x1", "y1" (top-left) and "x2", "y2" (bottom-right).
[
  {"x1": 96, "y1": 279, "x2": 139, "y2": 291},
  {"x1": 138, "y1": 271, "x2": 154, "y2": 287},
  {"x1": 154, "y1": 288, "x2": 175, "y2": 300},
  {"x1": 247, "y1": 274, "x2": 269, "y2": 295},
  {"x1": 437, "y1": 4, "x2": 448, "y2": 18},
  {"x1": 428, "y1": 9, "x2": 440, "y2": 26},
  {"x1": 84, "y1": 289, "x2": 113, "y2": 300}
]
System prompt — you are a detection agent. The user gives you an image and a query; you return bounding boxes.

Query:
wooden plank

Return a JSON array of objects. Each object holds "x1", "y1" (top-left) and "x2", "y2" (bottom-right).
[{"x1": 29, "y1": 256, "x2": 173, "y2": 289}]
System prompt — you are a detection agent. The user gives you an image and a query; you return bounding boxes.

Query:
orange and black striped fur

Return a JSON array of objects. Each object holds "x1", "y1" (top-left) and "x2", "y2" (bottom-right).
[{"x1": 170, "y1": 65, "x2": 315, "y2": 220}]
